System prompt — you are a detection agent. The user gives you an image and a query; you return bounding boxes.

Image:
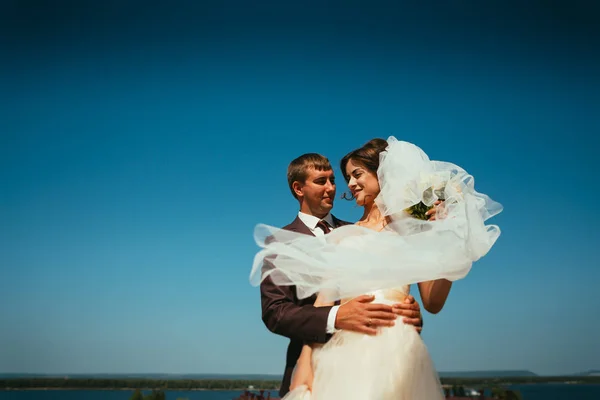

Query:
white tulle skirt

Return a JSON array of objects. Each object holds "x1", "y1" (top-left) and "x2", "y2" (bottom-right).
[{"x1": 282, "y1": 292, "x2": 444, "y2": 400}]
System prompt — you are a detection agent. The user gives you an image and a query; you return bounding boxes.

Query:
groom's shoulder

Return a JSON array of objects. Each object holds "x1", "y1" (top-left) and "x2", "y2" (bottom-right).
[
  {"x1": 282, "y1": 216, "x2": 304, "y2": 231},
  {"x1": 332, "y1": 214, "x2": 352, "y2": 227}
]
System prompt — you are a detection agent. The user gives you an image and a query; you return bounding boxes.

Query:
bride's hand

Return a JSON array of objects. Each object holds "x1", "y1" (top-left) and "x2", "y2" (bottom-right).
[
  {"x1": 290, "y1": 346, "x2": 314, "y2": 392},
  {"x1": 426, "y1": 200, "x2": 446, "y2": 221},
  {"x1": 290, "y1": 367, "x2": 313, "y2": 392}
]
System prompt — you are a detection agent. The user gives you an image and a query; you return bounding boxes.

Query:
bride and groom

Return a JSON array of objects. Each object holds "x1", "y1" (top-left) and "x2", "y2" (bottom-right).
[{"x1": 251, "y1": 137, "x2": 502, "y2": 399}]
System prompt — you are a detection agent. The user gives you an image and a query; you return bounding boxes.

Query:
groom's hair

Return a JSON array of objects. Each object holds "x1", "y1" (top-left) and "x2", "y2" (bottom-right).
[
  {"x1": 340, "y1": 138, "x2": 388, "y2": 183},
  {"x1": 287, "y1": 153, "x2": 332, "y2": 199}
]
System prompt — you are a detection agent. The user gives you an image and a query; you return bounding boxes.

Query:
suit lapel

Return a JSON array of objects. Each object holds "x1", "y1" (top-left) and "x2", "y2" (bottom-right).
[
  {"x1": 287, "y1": 216, "x2": 315, "y2": 236},
  {"x1": 287, "y1": 214, "x2": 349, "y2": 235}
]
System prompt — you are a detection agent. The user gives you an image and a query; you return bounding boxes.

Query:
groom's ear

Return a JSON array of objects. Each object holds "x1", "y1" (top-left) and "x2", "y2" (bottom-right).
[{"x1": 292, "y1": 181, "x2": 304, "y2": 198}]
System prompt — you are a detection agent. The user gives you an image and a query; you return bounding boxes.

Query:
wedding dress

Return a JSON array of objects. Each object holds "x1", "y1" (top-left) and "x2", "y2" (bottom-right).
[
  {"x1": 286, "y1": 285, "x2": 445, "y2": 400},
  {"x1": 250, "y1": 137, "x2": 503, "y2": 399}
]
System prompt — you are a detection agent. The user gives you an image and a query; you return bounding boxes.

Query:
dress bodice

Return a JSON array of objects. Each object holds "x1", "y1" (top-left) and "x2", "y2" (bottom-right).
[
  {"x1": 340, "y1": 285, "x2": 410, "y2": 305},
  {"x1": 369, "y1": 286, "x2": 410, "y2": 304}
]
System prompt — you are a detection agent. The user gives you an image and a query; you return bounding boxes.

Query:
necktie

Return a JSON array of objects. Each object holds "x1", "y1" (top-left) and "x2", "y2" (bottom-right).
[{"x1": 316, "y1": 219, "x2": 331, "y2": 234}]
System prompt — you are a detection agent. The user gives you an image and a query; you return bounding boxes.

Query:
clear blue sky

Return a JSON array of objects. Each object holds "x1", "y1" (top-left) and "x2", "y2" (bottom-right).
[{"x1": 1, "y1": 1, "x2": 598, "y2": 376}]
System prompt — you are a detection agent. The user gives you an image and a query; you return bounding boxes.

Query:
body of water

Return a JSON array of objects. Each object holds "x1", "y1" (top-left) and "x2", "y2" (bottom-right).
[
  {"x1": 510, "y1": 383, "x2": 600, "y2": 399},
  {"x1": 1, "y1": 385, "x2": 600, "y2": 400}
]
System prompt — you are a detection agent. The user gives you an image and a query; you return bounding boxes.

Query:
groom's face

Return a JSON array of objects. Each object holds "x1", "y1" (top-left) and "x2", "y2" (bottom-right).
[{"x1": 296, "y1": 167, "x2": 336, "y2": 218}]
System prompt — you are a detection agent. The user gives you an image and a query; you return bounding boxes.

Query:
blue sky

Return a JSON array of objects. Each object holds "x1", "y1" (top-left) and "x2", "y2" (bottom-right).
[{"x1": 1, "y1": 1, "x2": 598, "y2": 376}]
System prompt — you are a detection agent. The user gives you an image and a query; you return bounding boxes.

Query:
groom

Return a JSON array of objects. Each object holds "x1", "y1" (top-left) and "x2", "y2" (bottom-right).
[{"x1": 260, "y1": 153, "x2": 424, "y2": 397}]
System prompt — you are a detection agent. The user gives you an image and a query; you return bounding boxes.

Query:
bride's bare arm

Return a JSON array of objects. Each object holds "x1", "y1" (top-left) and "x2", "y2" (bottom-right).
[
  {"x1": 290, "y1": 344, "x2": 314, "y2": 391},
  {"x1": 416, "y1": 201, "x2": 454, "y2": 314},
  {"x1": 417, "y1": 279, "x2": 452, "y2": 314},
  {"x1": 289, "y1": 293, "x2": 334, "y2": 391}
]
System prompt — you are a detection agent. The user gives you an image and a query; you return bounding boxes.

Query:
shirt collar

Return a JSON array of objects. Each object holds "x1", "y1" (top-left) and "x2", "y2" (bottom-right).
[{"x1": 297, "y1": 211, "x2": 335, "y2": 230}]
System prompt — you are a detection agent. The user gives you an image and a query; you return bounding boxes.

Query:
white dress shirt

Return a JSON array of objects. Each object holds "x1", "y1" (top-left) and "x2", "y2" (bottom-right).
[{"x1": 297, "y1": 211, "x2": 340, "y2": 334}]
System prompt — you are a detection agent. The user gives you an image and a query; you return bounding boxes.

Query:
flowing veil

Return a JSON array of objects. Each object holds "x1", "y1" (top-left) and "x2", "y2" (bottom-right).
[{"x1": 250, "y1": 137, "x2": 503, "y2": 302}]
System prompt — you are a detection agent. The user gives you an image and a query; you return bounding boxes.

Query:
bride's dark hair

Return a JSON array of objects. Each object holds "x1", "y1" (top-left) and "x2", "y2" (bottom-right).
[{"x1": 340, "y1": 138, "x2": 389, "y2": 200}]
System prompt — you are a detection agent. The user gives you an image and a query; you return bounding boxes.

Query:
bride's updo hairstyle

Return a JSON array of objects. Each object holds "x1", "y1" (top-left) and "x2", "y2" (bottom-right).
[
  {"x1": 340, "y1": 138, "x2": 389, "y2": 182},
  {"x1": 340, "y1": 138, "x2": 388, "y2": 200}
]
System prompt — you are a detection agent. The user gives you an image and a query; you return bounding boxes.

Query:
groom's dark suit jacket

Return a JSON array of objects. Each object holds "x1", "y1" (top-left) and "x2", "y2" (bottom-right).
[{"x1": 260, "y1": 215, "x2": 351, "y2": 397}]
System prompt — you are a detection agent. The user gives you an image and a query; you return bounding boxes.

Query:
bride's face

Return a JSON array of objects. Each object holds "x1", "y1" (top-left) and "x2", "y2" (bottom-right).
[{"x1": 345, "y1": 159, "x2": 380, "y2": 206}]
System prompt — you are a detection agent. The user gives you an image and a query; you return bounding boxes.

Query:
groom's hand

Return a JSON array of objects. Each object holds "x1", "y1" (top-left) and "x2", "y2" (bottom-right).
[
  {"x1": 335, "y1": 295, "x2": 397, "y2": 335},
  {"x1": 392, "y1": 295, "x2": 423, "y2": 334}
]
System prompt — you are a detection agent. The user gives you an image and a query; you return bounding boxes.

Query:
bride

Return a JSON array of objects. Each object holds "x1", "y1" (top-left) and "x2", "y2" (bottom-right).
[{"x1": 250, "y1": 137, "x2": 502, "y2": 399}]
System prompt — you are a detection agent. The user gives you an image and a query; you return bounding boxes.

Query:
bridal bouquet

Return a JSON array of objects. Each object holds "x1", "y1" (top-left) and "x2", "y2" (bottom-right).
[
  {"x1": 404, "y1": 185, "x2": 446, "y2": 220},
  {"x1": 403, "y1": 172, "x2": 463, "y2": 220}
]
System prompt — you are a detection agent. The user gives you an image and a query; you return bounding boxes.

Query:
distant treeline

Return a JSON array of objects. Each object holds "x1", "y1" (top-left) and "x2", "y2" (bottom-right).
[
  {"x1": 1, "y1": 378, "x2": 280, "y2": 390},
  {"x1": 439, "y1": 375, "x2": 600, "y2": 385},
  {"x1": 1, "y1": 376, "x2": 599, "y2": 390}
]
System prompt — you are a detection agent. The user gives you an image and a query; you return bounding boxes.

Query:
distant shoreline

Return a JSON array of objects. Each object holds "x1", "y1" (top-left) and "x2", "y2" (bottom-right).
[
  {"x1": 2, "y1": 376, "x2": 599, "y2": 392},
  {"x1": 2, "y1": 381, "x2": 599, "y2": 391}
]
